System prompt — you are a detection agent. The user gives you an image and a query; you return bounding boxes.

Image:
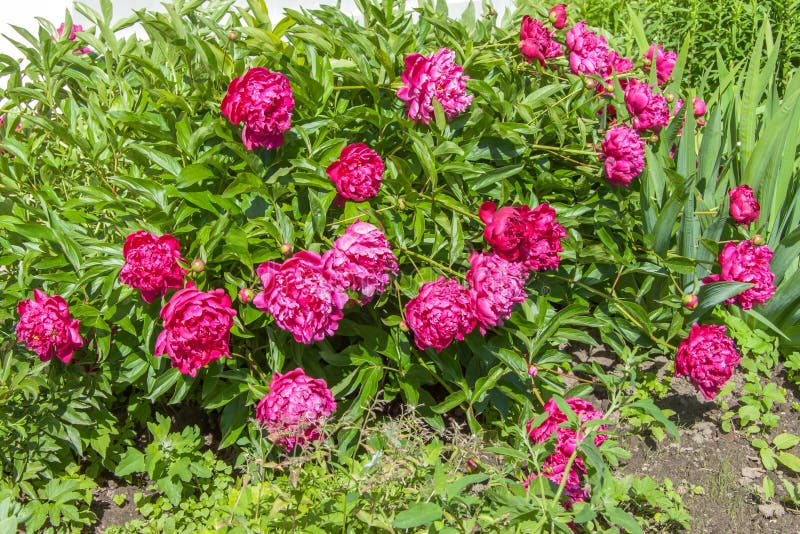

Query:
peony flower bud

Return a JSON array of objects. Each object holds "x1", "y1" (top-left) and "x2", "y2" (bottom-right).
[
  {"x1": 682, "y1": 293, "x2": 698, "y2": 310},
  {"x1": 752, "y1": 233, "x2": 764, "y2": 245},
  {"x1": 549, "y1": 4, "x2": 568, "y2": 29},
  {"x1": 584, "y1": 78, "x2": 597, "y2": 90},
  {"x1": 191, "y1": 258, "x2": 206, "y2": 273},
  {"x1": 227, "y1": 30, "x2": 238, "y2": 41},
  {"x1": 528, "y1": 364, "x2": 539, "y2": 377},
  {"x1": 239, "y1": 288, "x2": 255, "y2": 304},
  {"x1": 666, "y1": 92, "x2": 675, "y2": 103},
  {"x1": 280, "y1": 243, "x2": 293, "y2": 256}
]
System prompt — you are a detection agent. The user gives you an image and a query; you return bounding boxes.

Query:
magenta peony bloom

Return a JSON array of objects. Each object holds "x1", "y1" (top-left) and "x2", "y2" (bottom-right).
[
  {"x1": 154, "y1": 282, "x2": 237, "y2": 376},
  {"x1": 624, "y1": 78, "x2": 670, "y2": 132},
  {"x1": 728, "y1": 185, "x2": 760, "y2": 225},
  {"x1": 119, "y1": 230, "x2": 187, "y2": 303},
  {"x1": 525, "y1": 452, "x2": 589, "y2": 507},
  {"x1": 549, "y1": 4, "x2": 568, "y2": 29},
  {"x1": 675, "y1": 323, "x2": 741, "y2": 400},
  {"x1": 326, "y1": 143, "x2": 384, "y2": 202},
  {"x1": 525, "y1": 204, "x2": 569, "y2": 271},
  {"x1": 323, "y1": 221, "x2": 399, "y2": 301},
  {"x1": 397, "y1": 48, "x2": 473, "y2": 124},
  {"x1": 466, "y1": 252, "x2": 528, "y2": 333},
  {"x1": 565, "y1": 21, "x2": 609, "y2": 76},
  {"x1": 253, "y1": 251, "x2": 348, "y2": 344},
  {"x1": 16, "y1": 290, "x2": 82, "y2": 363},
  {"x1": 405, "y1": 277, "x2": 476, "y2": 351},
  {"x1": 221, "y1": 67, "x2": 294, "y2": 150},
  {"x1": 526, "y1": 397, "x2": 607, "y2": 456},
  {"x1": 56, "y1": 22, "x2": 90, "y2": 54},
  {"x1": 644, "y1": 44, "x2": 677, "y2": 84},
  {"x1": 519, "y1": 16, "x2": 562, "y2": 66},
  {"x1": 702, "y1": 240, "x2": 775, "y2": 309},
  {"x1": 255, "y1": 368, "x2": 336, "y2": 451},
  {"x1": 599, "y1": 124, "x2": 646, "y2": 186}
]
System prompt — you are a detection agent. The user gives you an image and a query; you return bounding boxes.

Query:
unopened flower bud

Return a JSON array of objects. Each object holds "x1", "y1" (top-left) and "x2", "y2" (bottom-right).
[
  {"x1": 239, "y1": 288, "x2": 255, "y2": 304},
  {"x1": 228, "y1": 31, "x2": 238, "y2": 41},
  {"x1": 399, "y1": 320, "x2": 409, "y2": 332},
  {"x1": 280, "y1": 243, "x2": 292, "y2": 256},
  {"x1": 528, "y1": 364, "x2": 539, "y2": 378},
  {"x1": 584, "y1": 78, "x2": 596, "y2": 90},
  {"x1": 191, "y1": 258, "x2": 205, "y2": 273},
  {"x1": 649, "y1": 134, "x2": 659, "y2": 143},
  {"x1": 398, "y1": 198, "x2": 406, "y2": 210},
  {"x1": 466, "y1": 458, "x2": 480, "y2": 473},
  {"x1": 682, "y1": 293, "x2": 698, "y2": 310},
  {"x1": 605, "y1": 83, "x2": 615, "y2": 93},
  {"x1": 666, "y1": 92, "x2": 675, "y2": 103},
  {"x1": 752, "y1": 234, "x2": 764, "y2": 245}
]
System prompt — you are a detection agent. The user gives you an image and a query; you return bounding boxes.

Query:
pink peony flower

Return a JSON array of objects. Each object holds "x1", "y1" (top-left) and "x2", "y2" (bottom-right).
[
  {"x1": 702, "y1": 240, "x2": 775, "y2": 310},
  {"x1": 323, "y1": 221, "x2": 398, "y2": 301},
  {"x1": 624, "y1": 78, "x2": 670, "y2": 132},
  {"x1": 599, "y1": 125, "x2": 646, "y2": 186},
  {"x1": 674, "y1": 323, "x2": 741, "y2": 400},
  {"x1": 405, "y1": 277, "x2": 476, "y2": 351},
  {"x1": 253, "y1": 251, "x2": 348, "y2": 344},
  {"x1": 644, "y1": 44, "x2": 677, "y2": 84},
  {"x1": 16, "y1": 290, "x2": 82, "y2": 363},
  {"x1": 56, "y1": 22, "x2": 91, "y2": 54},
  {"x1": 526, "y1": 397, "x2": 607, "y2": 456},
  {"x1": 525, "y1": 452, "x2": 589, "y2": 507},
  {"x1": 519, "y1": 16, "x2": 562, "y2": 66},
  {"x1": 154, "y1": 282, "x2": 237, "y2": 376},
  {"x1": 397, "y1": 48, "x2": 473, "y2": 124},
  {"x1": 326, "y1": 143, "x2": 384, "y2": 203},
  {"x1": 549, "y1": 4, "x2": 568, "y2": 29},
  {"x1": 119, "y1": 230, "x2": 187, "y2": 303},
  {"x1": 466, "y1": 252, "x2": 529, "y2": 333},
  {"x1": 221, "y1": 67, "x2": 294, "y2": 150},
  {"x1": 255, "y1": 368, "x2": 336, "y2": 451},
  {"x1": 565, "y1": 21, "x2": 609, "y2": 76},
  {"x1": 479, "y1": 202, "x2": 567, "y2": 271},
  {"x1": 728, "y1": 185, "x2": 760, "y2": 225}
]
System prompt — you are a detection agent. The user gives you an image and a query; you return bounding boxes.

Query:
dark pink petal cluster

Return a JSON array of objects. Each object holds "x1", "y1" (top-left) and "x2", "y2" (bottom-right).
[
  {"x1": 599, "y1": 125, "x2": 646, "y2": 186},
  {"x1": 16, "y1": 290, "x2": 82, "y2": 363},
  {"x1": 256, "y1": 368, "x2": 336, "y2": 451},
  {"x1": 524, "y1": 452, "x2": 589, "y2": 507},
  {"x1": 479, "y1": 201, "x2": 567, "y2": 271},
  {"x1": 397, "y1": 48, "x2": 473, "y2": 124},
  {"x1": 119, "y1": 230, "x2": 187, "y2": 303},
  {"x1": 728, "y1": 185, "x2": 760, "y2": 225},
  {"x1": 326, "y1": 143, "x2": 384, "y2": 202},
  {"x1": 565, "y1": 21, "x2": 610, "y2": 76},
  {"x1": 254, "y1": 251, "x2": 348, "y2": 344},
  {"x1": 221, "y1": 67, "x2": 295, "y2": 150},
  {"x1": 323, "y1": 221, "x2": 399, "y2": 301},
  {"x1": 644, "y1": 43, "x2": 677, "y2": 84},
  {"x1": 693, "y1": 97, "x2": 707, "y2": 125},
  {"x1": 624, "y1": 78, "x2": 670, "y2": 132},
  {"x1": 155, "y1": 282, "x2": 237, "y2": 376},
  {"x1": 519, "y1": 16, "x2": 562, "y2": 66},
  {"x1": 405, "y1": 277, "x2": 476, "y2": 351},
  {"x1": 467, "y1": 252, "x2": 528, "y2": 334},
  {"x1": 549, "y1": 4, "x2": 568, "y2": 29},
  {"x1": 702, "y1": 240, "x2": 775, "y2": 310},
  {"x1": 674, "y1": 323, "x2": 741, "y2": 399},
  {"x1": 56, "y1": 22, "x2": 90, "y2": 54},
  {"x1": 526, "y1": 397, "x2": 607, "y2": 457}
]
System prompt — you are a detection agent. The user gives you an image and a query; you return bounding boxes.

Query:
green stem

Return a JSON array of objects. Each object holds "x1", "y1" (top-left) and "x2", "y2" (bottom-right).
[
  {"x1": 529, "y1": 144, "x2": 596, "y2": 156},
  {"x1": 418, "y1": 193, "x2": 483, "y2": 223},
  {"x1": 401, "y1": 248, "x2": 465, "y2": 280}
]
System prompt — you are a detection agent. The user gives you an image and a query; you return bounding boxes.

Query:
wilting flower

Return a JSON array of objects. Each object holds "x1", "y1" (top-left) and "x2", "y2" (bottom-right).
[
  {"x1": 154, "y1": 282, "x2": 237, "y2": 376},
  {"x1": 16, "y1": 290, "x2": 82, "y2": 363},
  {"x1": 479, "y1": 202, "x2": 567, "y2": 271},
  {"x1": 221, "y1": 67, "x2": 295, "y2": 150},
  {"x1": 405, "y1": 277, "x2": 476, "y2": 351},
  {"x1": 728, "y1": 185, "x2": 760, "y2": 225},
  {"x1": 624, "y1": 78, "x2": 670, "y2": 132},
  {"x1": 519, "y1": 16, "x2": 562, "y2": 66},
  {"x1": 600, "y1": 125, "x2": 646, "y2": 186},
  {"x1": 253, "y1": 251, "x2": 348, "y2": 344},
  {"x1": 702, "y1": 240, "x2": 775, "y2": 309},
  {"x1": 644, "y1": 44, "x2": 677, "y2": 84},
  {"x1": 397, "y1": 48, "x2": 473, "y2": 124},
  {"x1": 323, "y1": 221, "x2": 398, "y2": 301},
  {"x1": 467, "y1": 252, "x2": 528, "y2": 333},
  {"x1": 674, "y1": 323, "x2": 741, "y2": 399},
  {"x1": 256, "y1": 368, "x2": 336, "y2": 451},
  {"x1": 119, "y1": 230, "x2": 187, "y2": 303},
  {"x1": 526, "y1": 397, "x2": 607, "y2": 456},
  {"x1": 56, "y1": 22, "x2": 90, "y2": 54},
  {"x1": 524, "y1": 452, "x2": 589, "y2": 507},
  {"x1": 565, "y1": 21, "x2": 609, "y2": 76},
  {"x1": 549, "y1": 4, "x2": 568, "y2": 29},
  {"x1": 326, "y1": 143, "x2": 384, "y2": 203}
]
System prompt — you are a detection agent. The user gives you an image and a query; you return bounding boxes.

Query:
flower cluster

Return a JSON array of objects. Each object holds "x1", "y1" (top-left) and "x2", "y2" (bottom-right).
[
  {"x1": 405, "y1": 277, "x2": 476, "y2": 351},
  {"x1": 702, "y1": 240, "x2": 775, "y2": 310},
  {"x1": 253, "y1": 222, "x2": 398, "y2": 343},
  {"x1": 221, "y1": 67, "x2": 295, "y2": 150},
  {"x1": 565, "y1": 21, "x2": 632, "y2": 84},
  {"x1": 255, "y1": 368, "x2": 336, "y2": 451},
  {"x1": 467, "y1": 252, "x2": 528, "y2": 334},
  {"x1": 397, "y1": 48, "x2": 473, "y2": 124},
  {"x1": 674, "y1": 324, "x2": 741, "y2": 399},
  {"x1": 644, "y1": 43, "x2": 677, "y2": 84},
  {"x1": 56, "y1": 22, "x2": 91, "y2": 55},
  {"x1": 16, "y1": 290, "x2": 83, "y2": 363},
  {"x1": 326, "y1": 143, "x2": 385, "y2": 203},
  {"x1": 519, "y1": 15, "x2": 562, "y2": 66},
  {"x1": 155, "y1": 282, "x2": 238, "y2": 376},
  {"x1": 624, "y1": 78, "x2": 670, "y2": 132},
  {"x1": 119, "y1": 230, "x2": 187, "y2": 303},
  {"x1": 599, "y1": 125, "x2": 646, "y2": 186},
  {"x1": 728, "y1": 185, "x2": 760, "y2": 225}
]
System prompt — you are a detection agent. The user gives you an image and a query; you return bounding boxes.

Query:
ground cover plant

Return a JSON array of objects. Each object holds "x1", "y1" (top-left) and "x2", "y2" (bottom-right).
[{"x1": 0, "y1": 0, "x2": 799, "y2": 531}]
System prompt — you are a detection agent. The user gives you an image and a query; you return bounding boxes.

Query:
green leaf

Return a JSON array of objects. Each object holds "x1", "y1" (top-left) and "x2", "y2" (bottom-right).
[
  {"x1": 626, "y1": 399, "x2": 679, "y2": 441},
  {"x1": 128, "y1": 145, "x2": 181, "y2": 176},
  {"x1": 777, "y1": 452, "x2": 800, "y2": 472},
  {"x1": 774, "y1": 433, "x2": 800, "y2": 451},
  {"x1": 689, "y1": 282, "x2": 754, "y2": 321},
  {"x1": 114, "y1": 448, "x2": 146, "y2": 477},
  {"x1": 391, "y1": 502, "x2": 443, "y2": 528},
  {"x1": 604, "y1": 506, "x2": 644, "y2": 534},
  {"x1": 432, "y1": 390, "x2": 466, "y2": 414}
]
